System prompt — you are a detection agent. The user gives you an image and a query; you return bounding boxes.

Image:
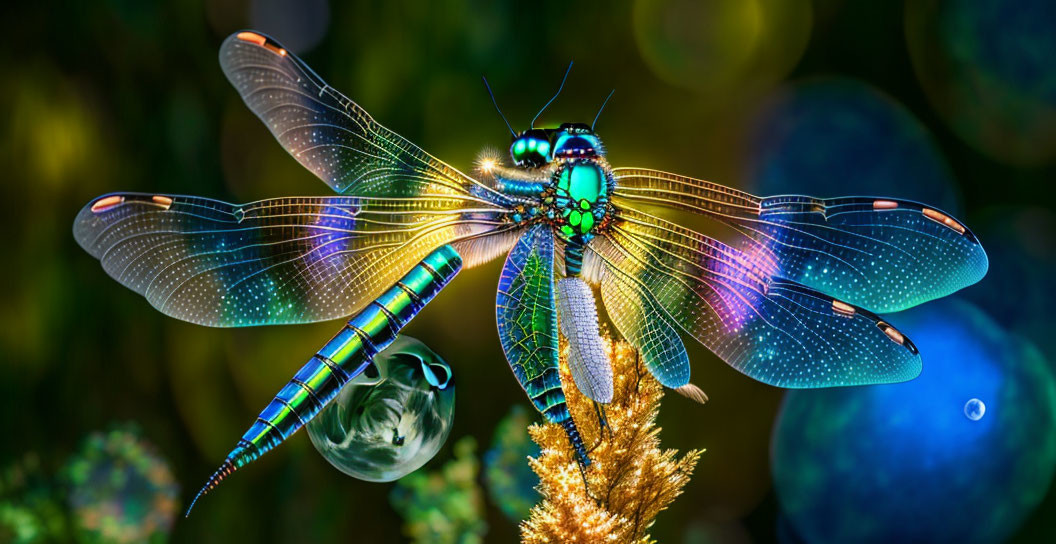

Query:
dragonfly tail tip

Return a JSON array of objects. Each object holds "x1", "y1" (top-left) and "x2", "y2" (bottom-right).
[{"x1": 184, "y1": 458, "x2": 236, "y2": 517}]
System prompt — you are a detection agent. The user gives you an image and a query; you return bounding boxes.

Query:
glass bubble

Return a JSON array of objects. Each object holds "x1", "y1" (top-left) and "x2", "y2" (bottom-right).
[
  {"x1": 307, "y1": 335, "x2": 455, "y2": 482},
  {"x1": 964, "y1": 398, "x2": 986, "y2": 421}
]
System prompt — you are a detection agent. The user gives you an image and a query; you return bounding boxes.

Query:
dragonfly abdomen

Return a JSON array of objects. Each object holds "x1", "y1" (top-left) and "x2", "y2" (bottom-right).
[
  {"x1": 187, "y1": 245, "x2": 463, "y2": 516},
  {"x1": 524, "y1": 368, "x2": 590, "y2": 467},
  {"x1": 524, "y1": 368, "x2": 570, "y2": 423}
]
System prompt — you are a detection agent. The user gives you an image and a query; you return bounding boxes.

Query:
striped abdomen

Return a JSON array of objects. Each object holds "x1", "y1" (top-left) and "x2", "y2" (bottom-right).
[
  {"x1": 187, "y1": 245, "x2": 462, "y2": 515},
  {"x1": 524, "y1": 369, "x2": 590, "y2": 467}
]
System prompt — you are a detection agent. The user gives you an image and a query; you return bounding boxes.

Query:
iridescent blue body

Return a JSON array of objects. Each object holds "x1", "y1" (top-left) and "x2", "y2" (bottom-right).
[
  {"x1": 187, "y1": 245, "x2": 462, "y2": 515},
  {"x1": 497, "y1": 122, "x2": 616, "y2": 278}
]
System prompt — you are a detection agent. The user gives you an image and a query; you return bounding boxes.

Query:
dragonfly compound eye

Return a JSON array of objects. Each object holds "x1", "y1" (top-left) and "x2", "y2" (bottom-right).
[
  {"x1": 552, "y1": 124, "x2": 603, "y2": 159},
  {"x1": 510, "y1": 129, "x2": 552, "y2": 167},
  {"x1": 306, "y1": 336, "x2": 455, "y2": 482}
]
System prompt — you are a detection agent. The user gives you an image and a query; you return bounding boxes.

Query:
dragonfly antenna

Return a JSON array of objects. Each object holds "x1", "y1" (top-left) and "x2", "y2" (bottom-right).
[
  {"x1": 532, "y1": 61, "x2": 573, "y2": 129},
  {"x1": 482, "y1": 76, "x2": 516, "y2": 137},
  {"x1": 592, "y1": 89, "x2": 615, "y2": 131}
]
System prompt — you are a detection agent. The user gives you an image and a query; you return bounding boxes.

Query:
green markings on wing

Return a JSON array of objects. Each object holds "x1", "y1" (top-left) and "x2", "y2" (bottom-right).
[{"x1": 496, "y1": 224, "x2": 568, "y2": 424}]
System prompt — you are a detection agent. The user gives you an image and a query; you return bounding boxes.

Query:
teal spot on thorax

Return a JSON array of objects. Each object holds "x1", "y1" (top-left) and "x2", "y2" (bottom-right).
[
  {"x1": 553, "y1": 162, "x2": 609, "y2": 238},
  {"x1": 568, "y1": 164, "x2": 603, "y2": 203}
]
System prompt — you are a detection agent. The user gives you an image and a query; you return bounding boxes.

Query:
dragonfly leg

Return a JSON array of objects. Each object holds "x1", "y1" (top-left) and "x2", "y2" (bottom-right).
[
  {"x1": 593, "y1": 401, "x2": 612, "y2": 441},
  {"x1": 585, "y1": 402, "x2": 612, "y2": 455}
]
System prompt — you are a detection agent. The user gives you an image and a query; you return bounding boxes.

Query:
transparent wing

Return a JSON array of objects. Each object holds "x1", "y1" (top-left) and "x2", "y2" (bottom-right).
[
  {"x1": 612, "y1": 168, "x2": 988, "y2": 313},
  {"x1": 591, "y1": 208, "x2": 922, "y2": 388},
  {"x1": 219, "y1": 31, "x2": 511, "y2": 207},
  {"x1": 555, "y1": 277, "x2": 613, "y2": 403},
  {"x1": 598, "y1": 264, "x2": 690, "y2": 389},
  {"x1": 496, "y1": 225, "x2": 563, "y2": 418},
  {"x1": 74, "y1": 193, "x2": 506, "y2": 327}
]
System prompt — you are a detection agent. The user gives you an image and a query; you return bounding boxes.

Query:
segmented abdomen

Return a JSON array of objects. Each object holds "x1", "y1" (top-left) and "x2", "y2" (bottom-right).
[{"x1": 187, "y1": 245, "x2": 462, "y2": 515}]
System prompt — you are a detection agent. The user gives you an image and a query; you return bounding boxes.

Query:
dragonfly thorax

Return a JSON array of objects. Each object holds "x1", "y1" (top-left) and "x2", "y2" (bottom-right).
[
  {"x1": 544, "y1": 158, "x2": 614, "y2": 241},
  {"x1": 492, "y1": 124, "x2": 614, "y2": 275}
]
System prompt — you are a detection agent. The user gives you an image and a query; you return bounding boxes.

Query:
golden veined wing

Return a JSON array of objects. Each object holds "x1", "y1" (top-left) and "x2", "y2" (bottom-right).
[
  {"x1": 220, "y1": 31, "x2": 512, "y2": 208},
  {"x1": 74, "y1": 192, "x2": 509, "y2": 327}
]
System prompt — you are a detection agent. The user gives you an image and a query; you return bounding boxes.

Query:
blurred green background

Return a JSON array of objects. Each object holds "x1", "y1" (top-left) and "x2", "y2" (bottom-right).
[{"x1": 1, "y1": 0, "x2": 1054, "y2": 542}]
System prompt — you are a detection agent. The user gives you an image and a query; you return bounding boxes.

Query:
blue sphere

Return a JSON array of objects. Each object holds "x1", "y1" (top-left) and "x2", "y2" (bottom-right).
[
  {"x1": 964, "y1": 398, "x2": 986, "y2": 421},
  {"x1": 745, "y1": 78, "x2": 961, "y2": 215},
  {"x1": 771, "y1": 298, "x2": 1056, "y2": 544}
]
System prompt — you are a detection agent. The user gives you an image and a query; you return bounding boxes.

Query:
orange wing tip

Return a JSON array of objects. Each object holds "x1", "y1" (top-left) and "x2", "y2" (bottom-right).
[
  {"x1": 876, "y1": 321, "x2": 906, "y2": 346},
  {"x1": 236, "y1": 31, "x2": 288, "y2": 57},
  {"x1": 236, "y1": 31, "x2": 267, "y2": 46},
  {"x1": 922, "y1": 208, "x2": 967, "y2": 234},
  {"x1": 873, "y1": 199, "x2": 899, "y2": 210},
  {"x1": 90, "y1": 195, "x2": 125, "y2": 213},
  {"x1": 151, "y1": 195, "x2": 174, "y2": 210},
  {"x1": 832, "y1": 299, "x2": 856, "y2": 317}
]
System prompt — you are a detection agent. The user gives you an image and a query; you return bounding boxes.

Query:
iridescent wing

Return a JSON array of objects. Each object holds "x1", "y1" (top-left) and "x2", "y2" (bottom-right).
[
  {"x1": 590, "y1": 208, "x2": 922, "y2": 388},
  {"x1": 74, "y1": 193, "x2": 506, "y2": 327},
  {"x1": 220, "y1": 31, "x2": 511, "y2": 207},
  {"x1": 496, "y1": 224, "x2": 565, "y2": 421},
  {"x1": 612, "y1": 168, "x2": 988, "y2": 313},
  {"x1": 597, "y1": 265, "x2": 690, "y2": 389}
]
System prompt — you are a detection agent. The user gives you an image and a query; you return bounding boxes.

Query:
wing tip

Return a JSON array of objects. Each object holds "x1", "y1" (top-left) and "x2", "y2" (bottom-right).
[
  {"x1": 223, "y1": 30, "x2": 288, "y2": 57},
  {"x1": 674, "y1": 383, "x2": 709, "y2": 404},
  {"x1": 73, "y1": 192, "x2": 127, "y2": 255}
]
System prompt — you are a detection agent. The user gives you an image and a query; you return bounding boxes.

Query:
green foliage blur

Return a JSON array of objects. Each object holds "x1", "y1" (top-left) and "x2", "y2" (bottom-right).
[
  {"x1": 1, "y1": 0, "x2": 1053, "y2": 542},
  {"x1": 391, "y1": 437, "x2": 487, "y2": 544}
]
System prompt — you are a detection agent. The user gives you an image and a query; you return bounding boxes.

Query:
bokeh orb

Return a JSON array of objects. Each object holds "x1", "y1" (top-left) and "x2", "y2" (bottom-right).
[
  {"x1": 483, "y1": 405, "x2": 540, "y2": 522},
  {"x1": 62, "y1": 427, "x2": 179, "y2": 544},
  {"x1": 744, "y1": 77, "x2": 960, "y2": 213},
  {"x1": 308, "y1": 336, "x2": 455, "y2": 482},
  {"x1": 771, "y1": 298, "x2": 1056, "y2": 544},
  {"x1": 905, "y1": 0, "x2": 1056, "y2": 166},
  {"x1": 632, "y1": 0, "x2": 811, "y2": 95},
  {"x1": 964, "y1": 398, "x2": 986, "y2": 421},
  {"x1": 961, "y1": 206, "x2": 1056, "y2": 359},
  {"x1": 0, "y1": 454, "x2": 67, "y2": 542},
  {"x1": 249, "y1": 0, "x2": 329, "y2": 55}
]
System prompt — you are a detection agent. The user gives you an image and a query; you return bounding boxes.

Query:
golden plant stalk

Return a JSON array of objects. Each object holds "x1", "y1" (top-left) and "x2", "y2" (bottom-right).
[{"x1": 521, "y1": 337, "x2": 703, "y2": 544}]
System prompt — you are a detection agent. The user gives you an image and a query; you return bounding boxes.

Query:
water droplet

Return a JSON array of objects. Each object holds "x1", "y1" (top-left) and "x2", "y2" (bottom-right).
[
  {"x1": 307, "y1": 336, "x2": 455, "y2": 481},
  {"x1": 964, "y1": 398, "x2": 986, "y2": 421}
]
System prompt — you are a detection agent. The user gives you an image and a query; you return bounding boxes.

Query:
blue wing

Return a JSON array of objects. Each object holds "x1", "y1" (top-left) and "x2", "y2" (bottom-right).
[
  {"x1": 496, "y1": 224, "x2": 566, "y2": 422},
  {"x1": 612, "y1": 168, "x2": 988, "y2": 313},
  {"x1": 597, "y1": 263, "x2": 690, "y2": 389},
  {"x1": 592, "y1": 208, "x2": 922, "y2": 389}
]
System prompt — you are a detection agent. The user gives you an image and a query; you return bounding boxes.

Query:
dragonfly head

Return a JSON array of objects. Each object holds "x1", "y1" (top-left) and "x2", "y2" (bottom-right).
[
  {"x1": 510, "y1": 129, "x2": 552, "y2": 167},
  {"x1": 552, "y1": 123, "x2": 604, "y2": 160}
]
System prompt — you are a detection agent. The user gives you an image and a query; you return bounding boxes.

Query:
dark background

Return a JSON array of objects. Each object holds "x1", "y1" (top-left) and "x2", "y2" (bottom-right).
[{"x1": 1, "y1": 0, "x2": 1053, "y2": 542}]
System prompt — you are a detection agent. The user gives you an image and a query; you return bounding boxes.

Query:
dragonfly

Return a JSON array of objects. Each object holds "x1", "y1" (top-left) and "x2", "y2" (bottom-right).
[{"x1": 73, "y1": 31, "x2": 988, "y2": 516}]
